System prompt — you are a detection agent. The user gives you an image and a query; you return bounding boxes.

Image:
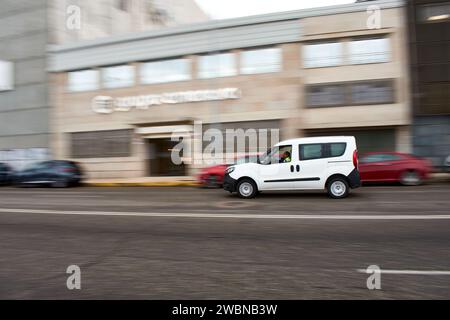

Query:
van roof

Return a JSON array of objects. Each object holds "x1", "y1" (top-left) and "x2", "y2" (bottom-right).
[{"x1": 276, "y1": 136, "x2": 356, "y2": 146}]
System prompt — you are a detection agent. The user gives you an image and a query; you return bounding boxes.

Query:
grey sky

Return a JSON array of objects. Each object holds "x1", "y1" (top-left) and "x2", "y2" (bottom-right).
[{"x1": 195, "y1": 0, "x2": 355, "y2": 19}]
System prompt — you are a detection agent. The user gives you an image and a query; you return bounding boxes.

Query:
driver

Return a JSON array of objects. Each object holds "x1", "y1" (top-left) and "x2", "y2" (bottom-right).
[{"x1": 281, "y1": 151, "x2": 291, "y2": 163}]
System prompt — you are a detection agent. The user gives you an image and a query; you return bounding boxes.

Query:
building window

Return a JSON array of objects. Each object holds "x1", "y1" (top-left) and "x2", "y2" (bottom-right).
[
  {"x1": 140, "y1": 58, "x2": 191, "y2": 84},
  {"x1": 197, "y1": 53, "x2": 237, "y2": 79},
  {"x1": 67, "y1": 69, "x2": 99, "y2": 92},
  {"x1": 303, "y1": 42, "x2": 343, "y2": 68},
  {"x1": 350, "y1": 80, "x2": 394, "y2": 104},
  {"x1": 102, "y1": 65, "x2": 135, "y2": 89},
  {"x1": 418, "y1": 3, "x2": 450, "y2": 23},
  {"x1": 240, "y1": 47, "x2": 282, "y2": 74},
  {"x1": 71, "y1": 130, "x2": 132, "y2": 158},
  {"x1": 306, "y1": 80, "x2": 395, "y2": 107},
  {"x1": 306, "y1": 84, "x2": 346, "y2": 107},
  {"x1": 348, "y1": 37, "x2": 391, "y2": 64}
]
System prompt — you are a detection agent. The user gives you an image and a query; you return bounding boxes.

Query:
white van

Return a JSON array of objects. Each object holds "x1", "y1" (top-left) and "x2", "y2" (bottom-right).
[{"x1": 223, "y1": 136, "x2": 360, "y2": 199}]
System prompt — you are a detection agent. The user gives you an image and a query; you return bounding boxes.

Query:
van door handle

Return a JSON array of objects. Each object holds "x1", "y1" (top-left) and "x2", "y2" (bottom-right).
[
  {"x1": 296, "y1": 165, "x2": 300, "y2": 172},
  {"x1": 290, "y1": 165, "x2": 294, "y2": 172}
]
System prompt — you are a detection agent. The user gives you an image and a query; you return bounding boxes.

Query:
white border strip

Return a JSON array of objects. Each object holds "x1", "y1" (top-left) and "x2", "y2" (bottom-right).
[
  {"x1": 1, "y1": 208, "x2": 450, "y2": 220},
  {"x1": 357, "y1": 269, "x2": 450, "y2": 275}
]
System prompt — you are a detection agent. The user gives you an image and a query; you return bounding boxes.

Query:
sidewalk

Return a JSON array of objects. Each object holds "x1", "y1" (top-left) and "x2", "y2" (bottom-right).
[
  {"x1": 84, "y1": 173, "x2": 449, "y2": 187},
  {"x1": 85, "y1": 176, "x2": 199, "y2": 187}
]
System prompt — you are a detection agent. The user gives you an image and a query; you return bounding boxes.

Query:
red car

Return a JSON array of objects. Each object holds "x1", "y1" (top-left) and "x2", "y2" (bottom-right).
[
  {"x1": 359, "y1": 152, "x2": 432, "y2": 185},
  {"x1": 197, "y1": 155, "x2": 260, "y2": 188}
]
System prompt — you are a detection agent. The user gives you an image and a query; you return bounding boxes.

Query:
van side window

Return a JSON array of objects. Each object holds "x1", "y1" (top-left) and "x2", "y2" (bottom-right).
[
  {"x1": 299, "y1": 143, "x2": 347, "y2": 160},
  {"x1": 300, "y1": 144, "x2": 323, "y2": 160},
  {"x1": 329, "y1": 143, "x2": 346, "y2": 157}
]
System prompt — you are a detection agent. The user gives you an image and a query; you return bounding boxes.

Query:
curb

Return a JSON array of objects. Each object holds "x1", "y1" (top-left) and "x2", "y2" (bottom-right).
[{"x1": 84, "y1": 181, "x2": 199, "y2": 187}]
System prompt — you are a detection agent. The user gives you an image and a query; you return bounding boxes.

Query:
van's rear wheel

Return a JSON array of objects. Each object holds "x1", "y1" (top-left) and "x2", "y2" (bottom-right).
[
  {"x1": 237, "y1": 179, "x2": 257, "y2": 199},
  {"x1": 327, "y1": 177, "x2": 349, "y2": 199}
]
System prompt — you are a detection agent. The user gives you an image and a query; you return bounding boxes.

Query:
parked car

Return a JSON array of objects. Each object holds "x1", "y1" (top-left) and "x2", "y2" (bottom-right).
[
  {"x1": 445, "y1": 155, "x2": 450, "y2": 173},
  {"x1": 359, "y1": 152, "x2": 432, "y2": 185},
  {"x1": 197, "y1": 154, "x2": 260, "y2": 188},
  {"x1": 0, "y1": 162, "x2": 14, "y2": 185},
  {"x1": 223, "y1": 136, "x2": 360, "y2": 199},
  {"x1": 14, "y1": 160, "x2": 83, "y2": 188}
]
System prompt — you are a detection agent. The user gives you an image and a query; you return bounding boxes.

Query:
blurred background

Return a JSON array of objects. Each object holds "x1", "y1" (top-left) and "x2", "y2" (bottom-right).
[
  {"x1": 0, "y1": 0, "x2": 449, "y2": 178},
  {"x1": 1, "y1": 0, "x2": 450, "y2": 301}
]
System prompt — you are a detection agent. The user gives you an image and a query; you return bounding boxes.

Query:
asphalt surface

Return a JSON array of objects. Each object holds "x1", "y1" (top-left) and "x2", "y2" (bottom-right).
[{"x1": 0, "y1": 184, "x2": 449, "y2": 299}]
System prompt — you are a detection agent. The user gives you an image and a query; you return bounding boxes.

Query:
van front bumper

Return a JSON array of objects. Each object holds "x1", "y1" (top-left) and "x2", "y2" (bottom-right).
[
  {"x1": 347, "y1": 168, "x2": 361, "y2": 189},
  {"x1": 223, "y1": 173, "x2": 238, "y2": 192}
]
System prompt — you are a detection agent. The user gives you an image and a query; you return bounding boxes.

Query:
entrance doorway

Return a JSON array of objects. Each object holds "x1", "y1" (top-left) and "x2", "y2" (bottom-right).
[{"x1": 147, "y1": 138, "x2": 186, "y2": 176}]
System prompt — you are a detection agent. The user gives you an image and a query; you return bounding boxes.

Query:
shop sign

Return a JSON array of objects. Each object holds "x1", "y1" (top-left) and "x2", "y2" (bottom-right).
[{"x1": 92, "y1": 88, "x2": 241, "y2": 114}]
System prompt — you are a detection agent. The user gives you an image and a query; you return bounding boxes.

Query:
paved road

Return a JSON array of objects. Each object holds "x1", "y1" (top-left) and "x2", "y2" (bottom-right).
[{"x1": 0, "y1": 184, "x2": 449, "y2": 299}]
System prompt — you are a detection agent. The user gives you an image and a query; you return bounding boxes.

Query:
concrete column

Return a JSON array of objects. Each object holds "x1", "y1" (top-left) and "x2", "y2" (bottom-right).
[{"x1": 396, "y1": 125, "x2": 412, "y2": 153}]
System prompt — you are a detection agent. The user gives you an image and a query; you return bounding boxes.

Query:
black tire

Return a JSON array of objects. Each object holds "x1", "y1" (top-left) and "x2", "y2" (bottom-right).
[
  {"x1": 52, "y1": 179, "x2": 69, "y2": 188},
  {"x1": 327, "y1": 176, "x2": 349, "y2": 199},
  {"x1": 400, "y1": 170, "x2": 422, "y2": 186},
  {"x1": 236, "y1": 179, "x2": 258, "y2": 199}
]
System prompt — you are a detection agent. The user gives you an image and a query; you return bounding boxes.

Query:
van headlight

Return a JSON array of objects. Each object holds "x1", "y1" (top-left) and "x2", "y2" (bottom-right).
[{"x1": 225, "y1": 166, "x2": 235, "y2": 174}]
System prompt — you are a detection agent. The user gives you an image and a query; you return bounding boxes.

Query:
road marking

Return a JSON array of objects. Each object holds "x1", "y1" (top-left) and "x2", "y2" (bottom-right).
[
  {"x1": 357, "y1": 269, "x2": 450, "y2": 275},
  {"x1": 1, "y1": 208, "x2": 450, "y2": 220}
]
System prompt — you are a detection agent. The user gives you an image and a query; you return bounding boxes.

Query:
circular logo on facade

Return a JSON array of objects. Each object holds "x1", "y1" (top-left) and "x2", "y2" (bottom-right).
[{"x1": 92, "y1": 96, "x2": 114, "y2": 114}]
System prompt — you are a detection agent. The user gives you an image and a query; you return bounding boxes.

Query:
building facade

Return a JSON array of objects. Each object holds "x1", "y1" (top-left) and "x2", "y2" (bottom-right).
[
  {"x1": 407, "y1": 0, "x2": 450, "y2": 169},
  {"x1": 0, "y1": 0, "x2": 50, "y2": 169},
  {"x1": 48, "y1": 0, "x2": 209, "y2": 45},
  {"x1": 0, "y1": 0, "x2": 207, "y2": 170},
  {"x1": 48, "y1": 0, "x2": 412, "y2": 179}
]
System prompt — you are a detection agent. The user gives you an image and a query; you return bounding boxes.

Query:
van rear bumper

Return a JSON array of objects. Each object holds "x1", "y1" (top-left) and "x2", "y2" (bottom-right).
[{"x1": 347, "y1": 169, "x2": 361, "y2": 189}]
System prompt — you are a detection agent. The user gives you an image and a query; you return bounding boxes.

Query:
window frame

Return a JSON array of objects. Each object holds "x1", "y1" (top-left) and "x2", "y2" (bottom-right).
[
  {"x1": 67, "y1": 69, "x2": 99, "y2": 93},
  {"x1": 71, "y1": 129, "x2": 132, "y2": 159},
  {"x1": 347, "y1": 36, "x2": 391, "y2": 65},
  {"x1": 299, "y1": 143, "x2": 347, "y2": 161},
  {"x1": 197, "y1": 52, "x2": 237, "y2": 79},
  {"x1": 417, "y1": 3, "x2": 450, "y2": 24},
  {"x1": 305, "y1": 79, "x2": 396, "y2": 108},
  {"x1": 101, "y1": 64, "x2": 135, "y2": 89},
  {"x1": 302, "y1": 41, "x2": 344, "y2": 69},
  {"x1": 140, "y1": 58, "x2": 191, "y2": 85},
  {"x1": 240, "y1": 47, "x2": 282, "y2": 75}
]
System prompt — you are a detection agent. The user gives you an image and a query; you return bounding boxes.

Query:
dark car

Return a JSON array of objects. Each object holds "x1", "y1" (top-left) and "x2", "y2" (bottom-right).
[
  {"x1": 0, "y1": 162, "x2": 14, "y2": 185},
  {"x1": 15, "y1": 160, "x2": 83, "y2": 188},
  {"x1": 359, "y1": 152, "x2": 432, "y2": 185}
]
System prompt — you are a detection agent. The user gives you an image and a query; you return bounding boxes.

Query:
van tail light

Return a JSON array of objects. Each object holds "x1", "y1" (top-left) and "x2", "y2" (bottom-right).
[{"x1": 353, "y1": 150, "x2": 359, "y2": 170}]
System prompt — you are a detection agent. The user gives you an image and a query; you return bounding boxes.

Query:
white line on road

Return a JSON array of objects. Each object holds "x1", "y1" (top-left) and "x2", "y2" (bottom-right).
[
  {"x1": 357, "y1": 269, "x2": 450, "y2": 275},
  {"x1": 1, "y1": 208, "x2": 450, "y2": 220}
]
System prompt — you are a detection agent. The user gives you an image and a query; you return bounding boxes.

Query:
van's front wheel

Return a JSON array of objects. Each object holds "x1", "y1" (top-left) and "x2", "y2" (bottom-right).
[
  {"x1": 327, "y1": 177, "x2": 349, "y2": 199},
  {"x1": 237, "y1": 179, "x2": 258, "y2": 199}
]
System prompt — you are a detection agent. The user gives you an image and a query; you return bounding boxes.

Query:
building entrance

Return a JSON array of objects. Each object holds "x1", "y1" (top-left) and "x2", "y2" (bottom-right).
[{"x1": 147, "y1": 138, "x2": 186, "y2": 176}]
